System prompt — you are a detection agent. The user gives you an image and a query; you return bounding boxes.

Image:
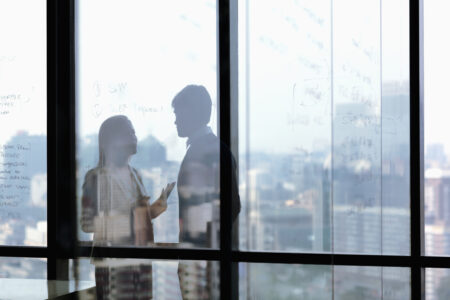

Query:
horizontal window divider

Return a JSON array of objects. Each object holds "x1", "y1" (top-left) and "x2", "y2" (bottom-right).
[
  {"x1": 0, "y1": 246, "x2": 48, "y2": 258},
  {"x1": 234, "y1": 251, "x2": 413, "y2": 267},
  {"x1": 422, "y1": 256, "x2": 450, "y2": 268},
  {"x1": 76, "y1": 246, "x2": 222, "y2": 261},
  {"x1": 234, "y1": 252, "x2": 450, "y2": 269},
  {"x1": 76, "y1": 247, "x2": 450, "y2": 268},
  {"x1": 4, "y1": 245, "x2": 450, "y2": 269}
]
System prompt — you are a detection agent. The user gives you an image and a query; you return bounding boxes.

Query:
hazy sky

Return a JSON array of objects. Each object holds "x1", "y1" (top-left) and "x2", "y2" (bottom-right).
[
  {"x1": 76, "y1": 0, "x2": 217, "y2": 162},
  {"x1": 239, "y1": 0, "x2": 409, "y2": 156},
  {"x1": 0, "y1": 0, "x2": 444, "y2": 163},
  {"x1": 0, "y1": 0, "x2": 46, "y2": 145},
  {"x1": 424, "y1": 0, "x2": 450, "y2": 156}
]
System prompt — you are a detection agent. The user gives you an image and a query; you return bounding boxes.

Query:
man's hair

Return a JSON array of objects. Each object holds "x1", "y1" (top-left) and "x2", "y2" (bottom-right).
[{"x1": 172, "y1": 85, "x2": 212, "y2": 125}]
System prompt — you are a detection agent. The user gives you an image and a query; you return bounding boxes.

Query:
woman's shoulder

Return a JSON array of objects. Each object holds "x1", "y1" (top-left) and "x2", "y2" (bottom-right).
[
  {"x1": 85, "y1": 166, "x2": 100, "y2": 176},
  {"x1": 130, "y1": 166, "x2": 140, "y2": 173},
  {"x1": 129, "y1": 166, "x2": 144, "y2": 181},
  {"x1": 83, "y1": 166, "x2": 106, "y2": 183},
  {"x1": 129, "y1": 166, "x2": 149, "y2": 197}
]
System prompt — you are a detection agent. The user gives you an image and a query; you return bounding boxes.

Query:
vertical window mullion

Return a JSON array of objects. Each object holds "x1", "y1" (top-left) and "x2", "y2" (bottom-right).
[
  {"x1": 218, "y1": 0, "x2": 235, "y2": 298},
  {"x1": 410, "y1": 0, "x2": 424, "y2": 298},
  {"x1": 47, "y1": 0, "x2": 76, "y2": 280},
  {"x1": 47, "y1": 0, "x2": 57, "y2": 280}
]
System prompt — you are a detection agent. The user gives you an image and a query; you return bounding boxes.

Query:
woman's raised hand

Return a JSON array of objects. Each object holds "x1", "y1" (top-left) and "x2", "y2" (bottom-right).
[{"x1": 150, "y1": 182, "x2": 176, "y2": 218}]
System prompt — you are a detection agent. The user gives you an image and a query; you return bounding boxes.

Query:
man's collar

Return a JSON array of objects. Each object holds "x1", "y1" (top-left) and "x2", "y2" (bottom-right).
[{"x1": 186, "y1": 126, "x2": 212, "y2": 148}]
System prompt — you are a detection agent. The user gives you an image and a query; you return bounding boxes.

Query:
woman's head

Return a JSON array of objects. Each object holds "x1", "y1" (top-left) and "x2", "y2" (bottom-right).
[{"x1": 98, "y1": 115, "x2": 137, "y2": 167}]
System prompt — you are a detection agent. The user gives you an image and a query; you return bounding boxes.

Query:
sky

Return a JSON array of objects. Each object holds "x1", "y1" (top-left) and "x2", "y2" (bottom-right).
[
  {"x1": 239, "y1": 0, "x2": 409, "y2": 156},
  {"x1": 0, "y1": 0, "x2": 46, "y2": 145},
  {"x1": 76, "y1": 0, "x2": 217, "y2": 162},
  {"x1": 0, "y1": 0, "x2": 444, "y2": 163},
  {"x1": 424, "y1": 0, "x2": 450, "y2": 156}
]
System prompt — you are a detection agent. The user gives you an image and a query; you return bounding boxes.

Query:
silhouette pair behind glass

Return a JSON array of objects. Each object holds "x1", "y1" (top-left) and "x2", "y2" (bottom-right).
[{"x1": 81, "y1": 115, "x2": 174, "y2": 300}]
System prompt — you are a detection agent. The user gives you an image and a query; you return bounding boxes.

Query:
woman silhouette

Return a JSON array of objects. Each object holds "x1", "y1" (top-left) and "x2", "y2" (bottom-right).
[{"x1": 81, "y1": 115, "x2": 174, "y2": 299}]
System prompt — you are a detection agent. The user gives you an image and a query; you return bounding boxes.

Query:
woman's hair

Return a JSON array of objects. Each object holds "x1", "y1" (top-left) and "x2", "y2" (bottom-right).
[{"x1": 97, "y1": 115, "x2": 131, "y2": 167}]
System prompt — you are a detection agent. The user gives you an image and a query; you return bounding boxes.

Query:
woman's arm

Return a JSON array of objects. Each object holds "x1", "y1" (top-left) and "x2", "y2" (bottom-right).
[{"x1": 81, "y1": 170, "x2": 98, "y2": 233}]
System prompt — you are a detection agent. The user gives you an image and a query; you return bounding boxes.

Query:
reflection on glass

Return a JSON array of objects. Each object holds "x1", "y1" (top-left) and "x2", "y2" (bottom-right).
[
  {"x1": 76, "y1": 0, "x2": 225, "y2": 249},
  {"x1": 0, "y1": 0, "x2": 47, "y2": 246},
  {"x1": 0, "y1": 257, "x2": 46, "y2": 279},
  {"x1": 239, "y1": 263, "x2": 332, "y2": 299},
  {"x1": 239, "y1": 263, "x2": 410, "y2": 300},
  {"x1": 0, "y1": 258, "x2": 48, "y2": 299},
  {"x1": 70, "y1": 258, "x2": 219, "y2": 300},
  {"x1": 334, "y1": 266, "x2": 410, "y2": 300},
  {"x1": 332, "y1": 0, "x2": 383, "y2": 254},
  {"x1": 426, "y1": 268, "x2": 450, "y2": 300},
  {"x1": 0, "y1": 258, "x2": 95, "y2": 300},
  {"x1": 424, "y1": 0, "x2": 450, "y2": 257},
  {"x1": 238, "y1": 0, "x2": 409, "y2": 254}
]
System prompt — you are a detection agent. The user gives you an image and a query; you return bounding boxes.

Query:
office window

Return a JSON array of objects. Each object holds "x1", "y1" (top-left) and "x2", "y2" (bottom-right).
[
  {"x1": 424, "y1": 0, "x2": 450, "y2": 257},
  {"x1": 426, "y1": 268, "x2": 450, "y2": 300},
  {"x1": 0, "y1": 257, "x2": 46, "y2": 279},
  {"x1": 2, "y1": 0, "x2": 450, "y2": 299},
  {"x1": 70, "y1": 258, "x2": 219, "y2": 299},
  {"x1": 239, "y1": 263, "x2": 410, "y2": 299},
  {"x1": 76, "y1": 0, "x2": 219, "y2": 248},
  {"x1": 237, "y1": 0, "x2": 409, "y2": 254},
  {"x1": 0, "y1": 0, "x2": 47, "y2": 246},
  {"x1": 0, "y1": 257, "x2": 48, "y2": 299},
  {"x1": 334, "y1": 266, "x2": 410, "y2": 300},
  {"x1": 239, "y1": 263, "x2": 331, "y2": 299}
]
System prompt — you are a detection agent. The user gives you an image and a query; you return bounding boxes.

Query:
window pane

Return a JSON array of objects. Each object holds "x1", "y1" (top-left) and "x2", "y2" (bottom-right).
[
  {"x1": 239, "y1": 263, "x2": 331, "y2": 299},
  {"x1": 0, "y1": 257, "x2": 46, "y2": 279},
  {"x1": 70, "y1": 258, "x2": 219, "y2": 299},
  {"x1": 0, "y1": 257, "x2": 94, "y2": 300},
  {"x1": 334, "y1": 266, "x2": 410, "y2": 300},
  {"x1": 76, "y1": 0, "x2": 220, "y2": 248},
  {"x1": 426, "y1": 269, "x2": 450, "y2": 300},
  {"x1": 424, "y1": 0, "x2": 450, "y2": 257},
  {"x1": 0, "y1": 0, "x2": 47, "y2": 246},
  {"x1": 0, "y1": 258, "x2": 48, "y2": 299},
  {"x1": 239, "y1": 263, "x2": 410, "y2": 299},
  {"x1": 237, "y1": 0, "x2": 409, "y2": 254}
]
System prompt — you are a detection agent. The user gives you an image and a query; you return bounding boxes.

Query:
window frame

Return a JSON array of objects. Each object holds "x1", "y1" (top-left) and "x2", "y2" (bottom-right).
[{"x1": 0, "y1": 0, "x2": 434, "y2": 299}]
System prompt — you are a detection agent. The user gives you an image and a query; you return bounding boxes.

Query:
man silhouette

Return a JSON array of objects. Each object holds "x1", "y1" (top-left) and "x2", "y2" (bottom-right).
[{"x1": 172, "y1": 85, "x2": 240, "y2": 299}]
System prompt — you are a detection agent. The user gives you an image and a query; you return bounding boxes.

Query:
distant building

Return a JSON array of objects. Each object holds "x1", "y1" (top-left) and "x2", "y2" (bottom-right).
[
  {"x1": 334, "y1": 205, "x2": 409, "y2": 254},
  {"x1": 426, "y1": 144, "x2": 447, "y2": 168},
  {"x1": 425, "y1": 168, "x2": 450, "y2": 225}
]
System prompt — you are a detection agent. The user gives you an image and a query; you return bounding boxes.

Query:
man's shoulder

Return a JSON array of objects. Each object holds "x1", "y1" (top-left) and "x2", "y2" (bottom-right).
[
  {"x1": 189, "y1": 133, "x2": 237, "y2": 157},
  {"x1": 189, "y1": 133, "x2": 219, "y2": 151},
  {"x1": 200, "y1": 132, "x2": 219, "y2": 143}
]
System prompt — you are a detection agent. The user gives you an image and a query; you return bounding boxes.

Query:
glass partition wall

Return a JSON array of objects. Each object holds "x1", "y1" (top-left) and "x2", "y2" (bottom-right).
[{"x1": 0, "y1": 0, "x2": 442, "y2": 299}]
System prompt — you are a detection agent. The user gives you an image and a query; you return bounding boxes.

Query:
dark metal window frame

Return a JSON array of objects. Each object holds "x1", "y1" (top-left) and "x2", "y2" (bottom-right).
[{"x1": 0, "y1": 0, "x2": 437, "y2": 299}]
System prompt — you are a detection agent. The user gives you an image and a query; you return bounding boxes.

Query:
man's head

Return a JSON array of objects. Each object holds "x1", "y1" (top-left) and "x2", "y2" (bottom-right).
[{"x1": 172, "y1": 85, "x2": 212, "y2": 138}]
